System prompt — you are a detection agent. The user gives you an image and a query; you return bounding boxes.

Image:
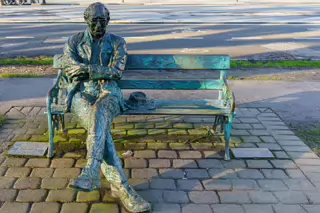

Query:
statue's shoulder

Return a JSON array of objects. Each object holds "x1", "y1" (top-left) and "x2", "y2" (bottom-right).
[
  {"x1": 108, "y1": 33, "x2": 126, "y2": 45},
  {"x1": 67, "y1": 32, "x2": 85, "y2": 45}
]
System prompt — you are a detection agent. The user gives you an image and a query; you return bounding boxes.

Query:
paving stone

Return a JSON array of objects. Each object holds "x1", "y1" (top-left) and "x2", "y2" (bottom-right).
[
  {"x1": 182, "y1": 204, "x2": 212, "y2": 213},
  {"x1": 283, "y1": 179, "x2": 316, "y2": 191},
  {"x1": 14, "y1": 177, "x2": 41, "y2": 189},
  {"x1": 150, "y1": 179, "x2": 176, "y2": 190},
  {"x1": 208, "y1": 169, "x2": 238, "y2": 179},
  {"x1": 283, "y1": 146, "x2": 312, "y2": 152},
  {"x1": 0, "y1": 189, "x2": 17, "y2": 201},
  {"x1": 179, "y1": 151, "x2": 202, "y2": 159},
  {"x1": 147, "y1": 143, "x2": 168, "y2": 150},
  {"x1": 5, "y1": 167, "x2": 31, "y2": 178},
  {"x1": 138, "y1": 190, "x2": 163, "y2": 203},
  {"x1": 25, "y1": 159, "x2": 50, "y2": 168},
  {"x1": 274, "y1": 191, "x2": 309, "y2": 204},
  {"x1": 211, "y1": 204, "x2": 245, "y2": 213},
  {"x1": 242, "y1": 204, "x2": 274, "y2": 213},
  {"x1": 258, "y1": 180, "x2": 288, "y2": 191},
  {"x1": 188, "y1": 191, "x2": 219, "y2": 204},
  {"x1": 177, "y1": 179, "x2": 203, "y2": 191},
  {"x1": 134, "y1": 150, "x2": 156, "y2": 158},
  {"x1": 128, "y1": 179, "x2": 150, "y2": 190},
  {"x1": 148, "y1": 129, "x2": 167, "y2": 135},
  {"x1": 163, "y1": 191, "x2": 189, "y2": 204},
  {"x1": 257, "y1": 143, "x2": 282, "y2": 151},
  {"x1": 189, "y1": 129, "x2": 210, "y2": 136},
  {"x1": 2, "y1": 158, "x2": 27, "y2": 167},
  {"x1": 30, "y1": 202, "x2": 60, "y2": 213},
  {"x1": 295, "y1": 159, "x2": 320, "y2": 166},
  {"x1": 249, "y1": 130, "x2": 271, "y2": 136},
  {"x1": 197, "y1": 159, "x2": 223, "y2": 169},
  {"x1": 304, "y1": 192, "x2": 320, "y2": 204},
  {"x1": 273, "y1": 204, "x2": 307, "y2": 213},
  {"x1": 248, "y1": 191, "x2": 278, "y2": 204},
  {"x1": 202, "y1": 179, "x2": 232, "y2": 190},
  {"x1": 0, "y1": 202, "x2": 29, "y2": 213},
  {"x1": 231, "y1": 179, "x2": 259, "y2": 190},
  {"x1": 131, "y1": 169, "x2": 158, "y2": 179},
  {"x1": 75, "y1": 159, "x2": 87, "y2": 168},
  {"x1": 285, "y1": 169, "x2": 307, "y2": 179},
  {"x1": 89, "y1": 204, "x2": 119, "y2": 213},
  {"x1": 16, "y1": 189, "x2": 47, "y2": 202},
  {"x1": 203, "y1": 151, "x2": 223, "y2": 159},
  {"x1": 50, "y1": 158, "x2": 74, "y2": 168},
  {"x1": 30, "y1": 168, "x2": 54, "y2": 178},
  {"x1": 159, "y1": 169, "x2": 184, "y2": 179},
  {"x1": 288, "y1": 152, "x2": 319, "y2": 159},
  {"x1": 53, "y1": 168, "x2": 81, "y2": 178},
  {"x1": 169, "y1": 143, "x2": 190, "y2": 150},
  {"x1": 270, "y1": 160, "x2": 298, "y2": 169},
  {"x1": 158, "y1": 150, "x2": 177, "y2": 159},
  {"x1": 173, "y1": 160, "x2": 198, "y2": 168},
  {"x1": 232, "y1": 130, "x2": 250, "y2": 136},
  {"x1": 76, "y1": 190, "x2": 100, "y2": 202},
  {"x1": 236, "y1": 169, "x2": 264, "y2": 179},
  {"x1": 41, "y1": 178, "x2": 68, "y2": 189},
  {"x1": 219, "y1": 191, "x2": 251, "y2": 204},
  {"x1": 260, "y1": 136, "x2": 276, "y2": 143},
  {"x1": 233, "y1": 123, "x2": 252, "y2": 130},
  {"x1": 61, "y1": 203, "x2": 88, "y2": 213},
  {"x1": 299, "y1": 166, "x2": 320, "y2": 173},
  {"x1": 241, "y1": 136, "x2": 261, "y2": 143},
  {"x1": 0, "y1": 177, "x2": 16, "y2": 189},
  {"x1": 149, "y1": 159, "x2": 171, "y2": 168},
  {"x1": 277, "y1": 140, "x2": 306, "y2": 146},
  {"x1": 168, "y1": 129, "x2": 188, "y2": 136},
  {"x1": 305, "y1": 172, "x2": 320, "y2": 183},
  {"x1": 173, "y1": 123, "x2": 193, "y2": 129},
  {"x1": 124, "y1": 159, "x2": 147, "y2": 168},
  {"x1": 272, "y1": 135, "x2": 302, "y2": 141},
  {"x1": 123, "y1": 143, "x2": 146, "y2": 150},
  {"x1": 46, "y1": 189, "x2": 76, "y2": 202},
  {"x1": 302, "y1": 205, "x2": 320, "y2": 213},
  {"x1": 261, "y1": 169, "x2": 289, "y2": 179},
  {"x1": 273, "y1": 151, "x2": 290, "y2": 159},
  {"x1": 152, "y1": 204, "x2": 181, "y2": 213},
  {"x1": 185, "y1": 169, "x2": 209, "y2": 179},
  {"x1": 222, "y1": 160, "x2": 246, "y2": 169}
]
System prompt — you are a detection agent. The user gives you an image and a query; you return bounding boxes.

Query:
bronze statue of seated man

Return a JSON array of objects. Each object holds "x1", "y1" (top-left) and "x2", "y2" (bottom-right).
[{"x1": 63, "y1": 2, "x2": 151, "y2": 212}]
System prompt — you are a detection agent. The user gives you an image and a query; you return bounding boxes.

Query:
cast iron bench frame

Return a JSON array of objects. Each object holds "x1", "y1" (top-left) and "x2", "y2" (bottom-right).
[{"x1": 47, "y1": 54, "x2": 235, "y2": 160}]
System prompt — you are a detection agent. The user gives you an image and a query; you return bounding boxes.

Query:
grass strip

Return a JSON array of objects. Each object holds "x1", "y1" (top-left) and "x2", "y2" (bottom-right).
[
  {"x1": 0, "y1": 115, "x2": 6, "y2": 128},
  {"x1": 2, "y1": 57, "x2": 320, "y2": 68},
  {"x1": 0, "y1": 73, "x2": 42, "y2": 78}
]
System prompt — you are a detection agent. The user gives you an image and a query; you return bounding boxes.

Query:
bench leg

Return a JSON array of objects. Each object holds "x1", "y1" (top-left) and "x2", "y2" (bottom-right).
[
  {"x1": 47, "y1": 112, "x2": 55, "y2": 158},
  {"x1": 224, "y1": 113, "x2": 235, "y2": 161}
]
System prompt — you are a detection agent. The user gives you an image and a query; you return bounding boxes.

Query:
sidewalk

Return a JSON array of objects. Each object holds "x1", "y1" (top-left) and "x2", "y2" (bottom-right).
[{"x1": 0, "y1": 105, "x2": 320, "y2": 213}]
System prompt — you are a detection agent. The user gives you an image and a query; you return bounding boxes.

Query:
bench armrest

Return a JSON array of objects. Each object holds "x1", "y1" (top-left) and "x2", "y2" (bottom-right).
[
  {"x1": 47, "y1": 69, "x2": 63, "y2": 108},
  {"x1": 222, "y1": 79, "x2": 236, "y2": 117}
]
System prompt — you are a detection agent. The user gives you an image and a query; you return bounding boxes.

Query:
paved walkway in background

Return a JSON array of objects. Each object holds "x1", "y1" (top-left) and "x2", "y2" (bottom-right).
[{"x1": 0, "y1": 106, "x2": 320, "y2": 213}]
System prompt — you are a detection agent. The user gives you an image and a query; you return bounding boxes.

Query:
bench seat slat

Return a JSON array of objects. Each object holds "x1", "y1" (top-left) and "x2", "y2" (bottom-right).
[
  {"x1": 118, "y1": 79, "x2": 224, "y2": 90},
  {"x1": 51, "y1": 100, "x2": 230, "y2": 116}
]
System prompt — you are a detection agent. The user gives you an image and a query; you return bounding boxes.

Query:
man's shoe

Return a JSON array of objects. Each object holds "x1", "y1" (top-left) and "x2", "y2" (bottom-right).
[
  {"x1": 69, "y1": 159, "x2": 101, "y2": 192},
  {"x1": 111, "y1": 184, "x2": 151, "y2": 213}
]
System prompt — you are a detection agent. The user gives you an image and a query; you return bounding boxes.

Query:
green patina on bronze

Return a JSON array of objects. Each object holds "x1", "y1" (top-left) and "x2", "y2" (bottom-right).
[{"x1": 47, "y1": 2, "x2": 151, "y2": 213}]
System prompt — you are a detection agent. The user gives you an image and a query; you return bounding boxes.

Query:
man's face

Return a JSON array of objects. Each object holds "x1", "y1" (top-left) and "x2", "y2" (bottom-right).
[{"x1": 87, "y1": 8, "x2": 108, "y2": 38}]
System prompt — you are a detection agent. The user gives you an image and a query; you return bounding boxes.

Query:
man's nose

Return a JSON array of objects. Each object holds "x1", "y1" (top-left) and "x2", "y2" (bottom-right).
[{"x1": 96, "y1": 21, "x2": 101, "y2": 27}]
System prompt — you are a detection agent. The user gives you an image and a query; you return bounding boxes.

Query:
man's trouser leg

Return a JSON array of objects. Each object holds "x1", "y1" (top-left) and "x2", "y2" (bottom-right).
[{"x1": 70, "y1": 94, "x2": 111, "y2": 191}]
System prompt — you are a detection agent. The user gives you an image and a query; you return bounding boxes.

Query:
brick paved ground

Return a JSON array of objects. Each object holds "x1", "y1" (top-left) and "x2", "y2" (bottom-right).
[{"x1": 0, "y1": 106, "x2": 320, "y2": 213}]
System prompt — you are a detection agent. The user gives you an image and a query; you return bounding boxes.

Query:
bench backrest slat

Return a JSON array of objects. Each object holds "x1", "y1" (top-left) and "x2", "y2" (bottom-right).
[
  {"x1": 53, "y1": 54, "x2": 230, "y2": 70},
  {"x1": 118, "y1": 79, "x2": 224, "y2": 90},
  {"x1": 126, "y1": 54, "x2": 230, "y2": 70}
]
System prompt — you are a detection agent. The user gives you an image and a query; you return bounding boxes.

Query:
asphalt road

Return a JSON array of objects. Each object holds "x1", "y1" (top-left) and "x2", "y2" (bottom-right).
[{"x1": 0, "y1": 23, "x2": 320, "y2": 59}]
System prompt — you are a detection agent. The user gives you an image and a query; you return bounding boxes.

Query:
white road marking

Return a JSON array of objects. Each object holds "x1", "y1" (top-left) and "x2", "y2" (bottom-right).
[
  {"x1": 293, "y1": 37, "x2": 320, "y2": 40},
  {"x1": 227, "y1": 36, "x2": 263, "y2": 41},
  {"x1": 5, "y1": 36, "x2": 34, "y2": 39}
]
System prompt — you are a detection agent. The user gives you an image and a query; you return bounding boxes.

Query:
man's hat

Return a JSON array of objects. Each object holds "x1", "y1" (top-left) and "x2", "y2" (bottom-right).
[{"x1": 125, "y1": 92, "x2": 156, "y2": 110}]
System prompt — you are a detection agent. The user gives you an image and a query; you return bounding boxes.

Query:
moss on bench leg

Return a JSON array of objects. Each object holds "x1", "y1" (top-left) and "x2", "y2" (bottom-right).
[{"x1": 224, "y1": 113, "x2": 235, "y2": 161}]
